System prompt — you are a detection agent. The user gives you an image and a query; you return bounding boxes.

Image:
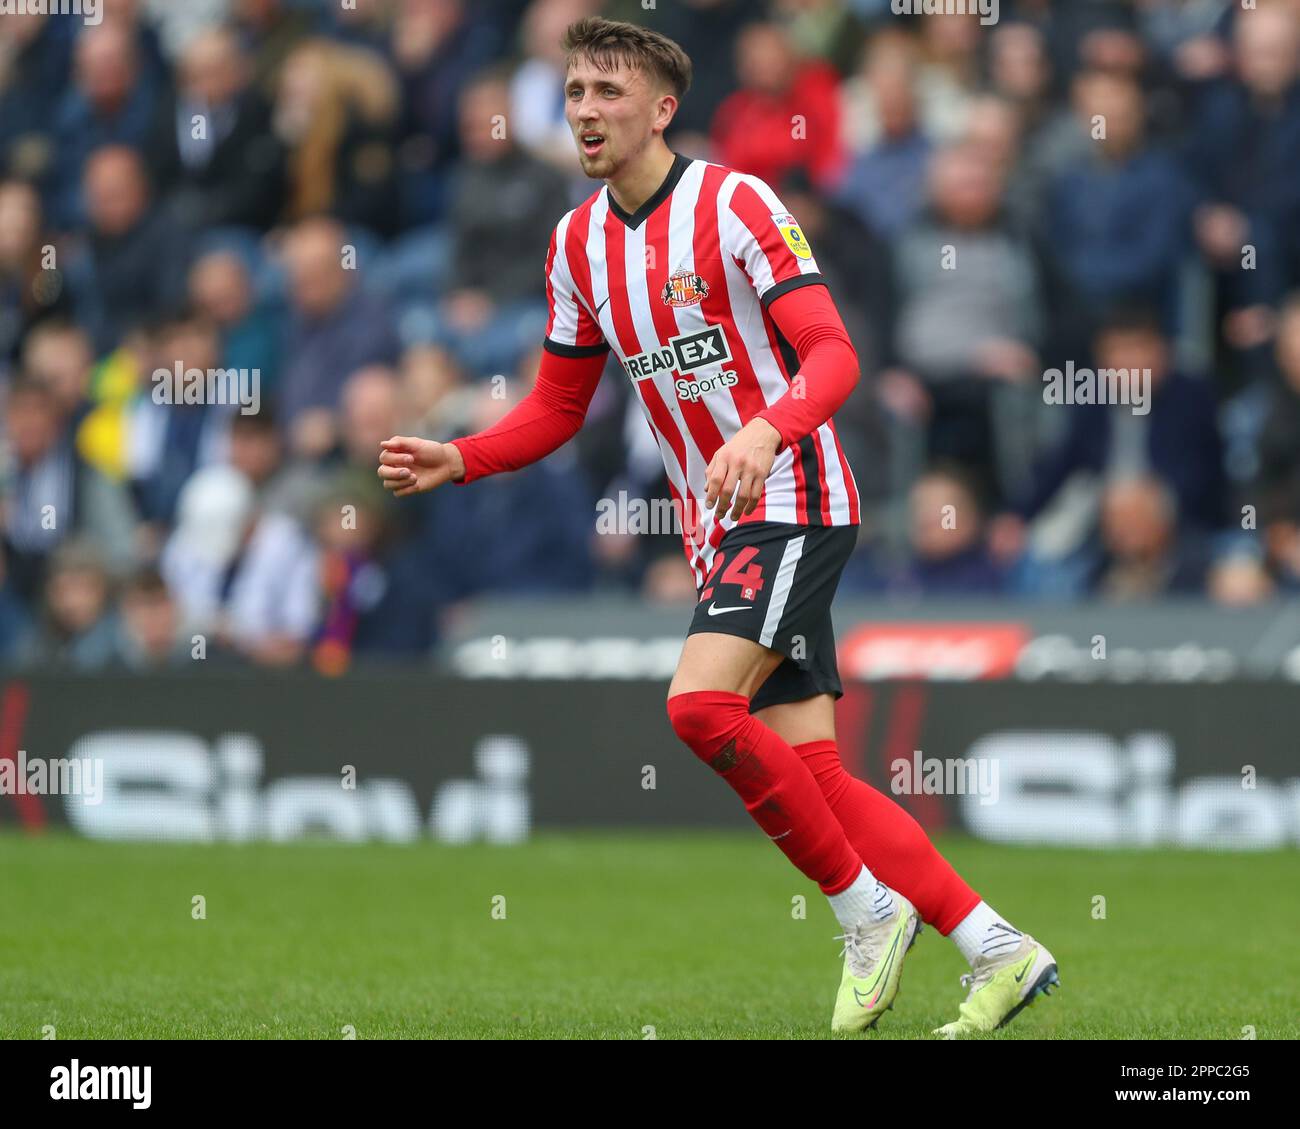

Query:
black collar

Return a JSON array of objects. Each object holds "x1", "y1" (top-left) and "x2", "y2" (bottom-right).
[{"x1": 606, "y1": 152, "x2": 692, "y2": 230}]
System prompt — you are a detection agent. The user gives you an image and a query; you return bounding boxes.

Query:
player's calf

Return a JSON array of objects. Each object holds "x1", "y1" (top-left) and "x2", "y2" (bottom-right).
[{"x1": 666, "y1": 688, "x2": 861, "y2": 894}]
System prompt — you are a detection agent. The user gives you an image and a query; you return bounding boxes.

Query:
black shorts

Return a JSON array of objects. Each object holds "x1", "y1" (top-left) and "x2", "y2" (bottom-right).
[{"x1": 685, "y1": 520, "x2": 859, "y2": 713}]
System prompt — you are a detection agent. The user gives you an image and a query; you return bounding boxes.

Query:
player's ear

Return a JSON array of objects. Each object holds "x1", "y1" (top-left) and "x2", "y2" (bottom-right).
[{"x1": 654, "y1": 92, "x2": 679, "y2": 134}]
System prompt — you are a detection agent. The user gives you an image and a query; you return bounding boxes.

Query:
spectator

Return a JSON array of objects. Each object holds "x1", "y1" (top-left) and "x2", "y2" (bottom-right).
[
  {"x1": 1044, "y1": 70, "x2": 1192, "y2": 356},
  {"x1": 895, "y1": 462, "x2": 1002, "y2": 595},
  {"x1": 423, "y1": 67, "x2": 569, "y2": 377},
  {"x1": 841, "y1": 27, "x2": 964, "y2": 154},
  {"x1": 310, "y1": 470, "x2": 439, "y2": 672},
  {"x1": 997, "y1": 310, "x2": 1227, "y2": 568},
  {"x1": 650, "y1": 0, "x2": 749, "y2": 142},
  {"x1": 398, "y1": 342, "x2": 465, "y2": 439},
  {"x1": 160, "y1": 463, "x2": 317, "y2": 666},
  {"x1": 70, "y1": 321, "x2": 157, "y2": 488},
  {"x1": 1138, "y1": 0, "x2": 1234, "y2": 86},
  {"x1": 276, "y1": 216, "x2": 400, "y2": 454},
  {"x1": 834, "y1": 50, "x2": 933, "y2": 239},
  {"x1": 20, "y1": 319, "x2": 94, "y2": 424},
  {"x1": 115, "y1": 564, "x2": 190, "y2": 669},
  {"x1": 0, "y1": 179, "x2": 70, "y2": 363},
  {"x1": 339, "y1": 365, "x2": 403, "y2": 469},
  {"x1": 388, "y1": 0, "x2": 500, "y2": 226},
  {"x1": 1187, "y1": 4, "x2": 1300, "y2": 375},
  {"x1": 420, "y1": 379, "x2": 596, "y2": 611},
  {"x1": 148, "y1": 26, "x2": 286, "y2": 232},
  {"x1": 188, "y1": 249, "x2": 282, "y2": 396},
  {"x1": 885, "y1": 141, "x2": 1042, "y2": 497},
  {"x1": 0, "y1": 12, "x2": 75, "y2": 185},
  {"x1": 159, "y1": 462, "x2": 255, "y2": 635},
  {"x1": 23, "y1": 538, "x2": 118, "y2": 669},
  {"x1": 224, "y1": 406, "x2": 319, "y2": 525},
  {"x1": 1088, "y1": 475, "x2": 1211, "y2": 600},
  {"x1": 711, "y1": 21, "x2": 844, "y2": 190},
  {"x1": 843, "y1": 462, "x2": 1002, "y2": 596},
  {"x1": 914, "y1": 10, "x2": 981, "y2": 132},
  {"x1": 1, "y1": 377, "x2": 136, "y2": 602},
  {"x1": 988, "y1": 20, "x2": 1054, "y2": 117},
  {"x1": 1207, "y1": 548, "x2": 1275, "y2": 607},
  {"x1": 52, "y1": 22, "x2": 162, "y2": 228},
  {"x1": 961, "y1": 94, "x2": 1039, "y2": 234},
  {"x1": 102, "y1": 0, "x2": 171, "y2": 94},
  {"x1": 128, "y1": 308, "x2": 232, "y2": 537},
  {"x1": 222, "y1": 502, "x2": 319, "y2": 667},
  {"x1": 231, "y1": 0, "x2": 318, "y2": 100},
  {"x1": 65, "y1": 145, "x2": 191, "y2": 353},
  {"x1": 274, "y1": 39, "x2": 401, "y2": 235},
  {"x1": 987, "y1": 21, "x2": 1091, "y2": 230}
]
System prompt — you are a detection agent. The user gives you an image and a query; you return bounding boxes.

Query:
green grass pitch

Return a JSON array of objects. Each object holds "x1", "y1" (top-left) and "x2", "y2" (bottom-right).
[{"x1": 1, "y1": 831, "x2": 1296, "y2": 1039}]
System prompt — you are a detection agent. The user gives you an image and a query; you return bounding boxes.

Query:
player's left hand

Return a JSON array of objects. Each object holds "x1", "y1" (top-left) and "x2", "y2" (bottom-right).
[{"x1": 704, "y1": 417, "x2": 781, "y2": 521}]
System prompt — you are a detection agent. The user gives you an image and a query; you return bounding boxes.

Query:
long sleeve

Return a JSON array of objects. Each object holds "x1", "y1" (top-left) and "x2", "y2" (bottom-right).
[
  {"x1": 753, "y1": 282, "x2": 860, "y2": 454},
  {"x1": 448, "y1": 347, "x2": 607, "y2": 484}
]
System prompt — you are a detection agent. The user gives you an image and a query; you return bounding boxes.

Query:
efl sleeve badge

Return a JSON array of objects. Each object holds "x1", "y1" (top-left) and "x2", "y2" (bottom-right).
[{"x1": 771, "y1": 212, "x2": 813, "y2": 261}]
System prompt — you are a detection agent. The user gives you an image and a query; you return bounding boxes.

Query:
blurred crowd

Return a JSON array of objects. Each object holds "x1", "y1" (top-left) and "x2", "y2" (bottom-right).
[{"x1": 3, "y1": 0, "x2": 1300, "y2": 673}]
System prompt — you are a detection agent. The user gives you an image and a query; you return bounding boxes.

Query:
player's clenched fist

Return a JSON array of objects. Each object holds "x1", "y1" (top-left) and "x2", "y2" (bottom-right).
[{"x1": 377, "y1": 436, "x2": 465, "y2": 497}]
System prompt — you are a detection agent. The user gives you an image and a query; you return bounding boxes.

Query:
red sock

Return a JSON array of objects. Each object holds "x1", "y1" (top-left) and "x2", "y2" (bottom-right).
[
  {"x1": 667, "y1": 691, "x2": 863, "y2": 895},
  {"x1": 794, "y1": 739, "x2": 980, "y2": 934}
]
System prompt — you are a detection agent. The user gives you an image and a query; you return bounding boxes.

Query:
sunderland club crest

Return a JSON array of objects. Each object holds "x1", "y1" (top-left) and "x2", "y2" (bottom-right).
[{"x1": 661, "y1": 268, "x2": 709, "y2": 308}]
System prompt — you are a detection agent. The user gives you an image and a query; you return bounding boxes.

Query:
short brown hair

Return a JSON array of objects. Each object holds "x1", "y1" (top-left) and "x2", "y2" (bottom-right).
[{"x1": 561, "y1": 17, "x2": 692, "y2": 100}]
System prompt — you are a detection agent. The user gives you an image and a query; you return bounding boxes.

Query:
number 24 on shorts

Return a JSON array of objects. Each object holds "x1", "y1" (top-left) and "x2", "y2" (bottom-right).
[{"x1": 701, "y1": 547, "x2": 766, "y2": 603}]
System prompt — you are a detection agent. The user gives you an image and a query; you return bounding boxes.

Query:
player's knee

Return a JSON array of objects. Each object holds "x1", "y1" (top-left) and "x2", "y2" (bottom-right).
[{"x1": 666, "y1": 689, "x2": 750, "y2": 765}]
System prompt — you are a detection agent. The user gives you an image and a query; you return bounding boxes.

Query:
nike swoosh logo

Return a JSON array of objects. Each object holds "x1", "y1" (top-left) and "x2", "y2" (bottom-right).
[
  {"x1": 853, "y1": 930, "x2": 903, "y2": 1009},
  {"x1": 594, "y1": 295, "x2": 610, "y2": 318},
  {"x1": 1013, "y1": 954, "x2": 1036, "y2": 983},
  {"x1": 706, "y1": 604, "x2": 752, "y2": 615}
]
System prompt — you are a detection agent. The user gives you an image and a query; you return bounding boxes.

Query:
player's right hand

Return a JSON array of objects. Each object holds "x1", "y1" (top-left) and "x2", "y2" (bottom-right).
[{"x1": 377, "y1": 436, "x2": 464, "y2": 497}]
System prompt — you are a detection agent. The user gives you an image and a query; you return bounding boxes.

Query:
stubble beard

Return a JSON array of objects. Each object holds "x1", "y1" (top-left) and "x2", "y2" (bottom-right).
[
  {"x1": 578, "y1": 145, "x2": 617, "y2": 181},
  {"x1": 580, "y1": 130, "x2": 654, "y2": 185}
]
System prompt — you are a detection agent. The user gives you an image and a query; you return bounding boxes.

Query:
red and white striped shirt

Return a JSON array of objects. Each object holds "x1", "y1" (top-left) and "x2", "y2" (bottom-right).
[{"x1": 543, "y1": 153, "x2": 861, "y2": 585}]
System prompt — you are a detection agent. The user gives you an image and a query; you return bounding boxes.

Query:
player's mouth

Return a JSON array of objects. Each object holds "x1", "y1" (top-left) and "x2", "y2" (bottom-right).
[{"x1": 580, "y1": 132, "x2": 606, "y2": 157}]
